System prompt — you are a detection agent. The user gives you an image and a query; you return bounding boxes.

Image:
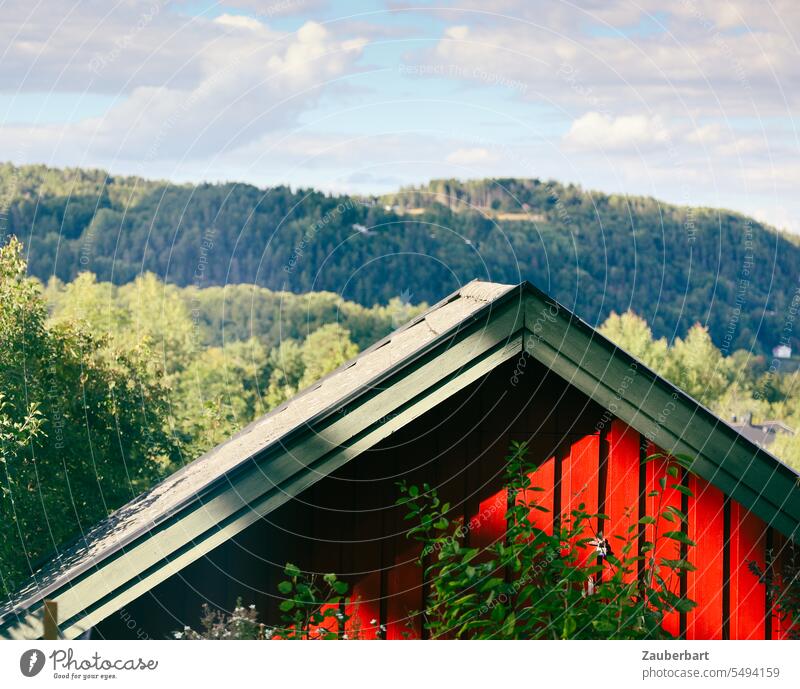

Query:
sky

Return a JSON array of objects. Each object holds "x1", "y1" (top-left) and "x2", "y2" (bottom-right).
[{"x1": 1, "y1": 0, "x2": 799, "y2": 231}]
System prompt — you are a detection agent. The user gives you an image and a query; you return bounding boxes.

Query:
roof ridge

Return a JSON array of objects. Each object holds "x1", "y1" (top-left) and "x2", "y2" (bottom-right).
[{"x1": 458, "y1": 280, "x2": 515, "y2": 302}]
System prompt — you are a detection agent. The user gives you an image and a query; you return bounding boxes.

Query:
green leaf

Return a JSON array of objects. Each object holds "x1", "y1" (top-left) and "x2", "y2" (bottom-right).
[
  {"x1": 662, "y1": 530, "x2": 695, "y2": 546},
  {"x1": 672, "y1": 454, "x2": 696, "y2": 470},
  {"x1": 673, "y1": 598, "x2": 697, "y2": 613},
  {"x1": 562, "y1": 616, "x2": 577, "y2": 639},
  {"x1": 664, "y1": 505, "x2": 687, "y2": 521}
]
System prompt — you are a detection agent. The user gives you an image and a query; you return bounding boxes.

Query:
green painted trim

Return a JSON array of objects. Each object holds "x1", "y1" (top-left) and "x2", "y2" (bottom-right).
[{"x1": 1, "y1": 301, "x2": 524, "y2": 639}]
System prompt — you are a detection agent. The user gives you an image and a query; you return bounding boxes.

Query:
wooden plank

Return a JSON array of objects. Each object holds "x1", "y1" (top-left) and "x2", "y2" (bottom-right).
[
  {"x1": 768, "y1": 531, "x2": 783, "y2": 640},
  {"x1": 383, "y1": 446, "x2": 423, "y2": 640},
  {"x1": 384, "y1": 543, "x2": 421, "y2": 640},
  {"x1": 43, "y1": 601, "x2": 58, "y2": 640},
  {"x1": 512, "y1": 359, "x2": 561, "y2": 436},
  {"x1": 309, "y1": 480, "x2": 343, "y2": 575},
  {"x1": 344, "y1": 452, "x2": 384, "y2": 640},
  {"x1": 520, "y1": 436, "x2": 558, "y2": 535},
  {"x1": 465, "y1": 376, "x2": 513, "y2": 587},
  {"x1": 645, "y1": 450, "x2": 682, "y2": 637},
  {"x1": 348, "y1": 569, "x2": 382, "y2": 639},
  {"x1": 309, "y1": 476, "x2": 346, "y2": 639},
  {"x1": 385, "y1": 419, "x2": 444, "y2": 642},
  {"x1": 557, "y1": 384, "x2": 604, "y2": 436},
  {"x1": 275, "y1": 470, "x2": 356, "y2": 640},
  {"x1": 770, "y1": 532, "x2": 797, "y2": 640},
  {"x1": 258, "y1": 499, "x2": 305, "y2": 629},
  {"x1": 728, "y1": 502, "x2": 767, "y2": 640},
  {"x1": 426, "y1": 405, "x2": 472, "y2": 640},
  {"x1": 560, "y1": 434, "x2": 600, "y2": 568},
  {"x1": 603, "y1": 420, "x2": 641, "y2": 583},
  {"x1": 686, "y1": 475, "x2": 725, "y2": 640},
  {"x1": 470, "y1": 489, "x2": 508, "y2": 549},
  {"x1": 468, "y1": 430, "x2": 508, "y2": 550},
  {"x1": 434, "y1": 398, "x2": 471, "y2": 526}
]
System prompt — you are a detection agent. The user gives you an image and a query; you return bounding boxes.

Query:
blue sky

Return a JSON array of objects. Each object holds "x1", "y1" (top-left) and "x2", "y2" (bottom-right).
[{"x1": 1, "y1": 0, "x2": 798, "y2": 231}]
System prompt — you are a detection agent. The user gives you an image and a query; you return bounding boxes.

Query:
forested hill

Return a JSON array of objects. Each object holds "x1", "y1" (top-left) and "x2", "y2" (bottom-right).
[{"x1": 2, "y1": 163, "x2": 798, "y2": 354}]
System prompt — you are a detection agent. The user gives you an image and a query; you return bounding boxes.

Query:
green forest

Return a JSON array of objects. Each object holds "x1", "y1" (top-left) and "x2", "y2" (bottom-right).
[
  {"x1": 3, "y1": 163, "x2": 799, "y2": 355},
  {"x1": 2, "y1": 163, "x2": 800, "y2": 600}
]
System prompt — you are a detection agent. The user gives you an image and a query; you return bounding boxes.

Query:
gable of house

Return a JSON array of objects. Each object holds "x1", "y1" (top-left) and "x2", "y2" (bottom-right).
[{"x1": 1, "y1": 280, "x2": 798, "y2": 640}]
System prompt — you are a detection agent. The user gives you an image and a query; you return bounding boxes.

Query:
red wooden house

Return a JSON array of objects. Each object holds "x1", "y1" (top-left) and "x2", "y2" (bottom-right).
[{"x1": 1, "y1": 281, "x2": 798, "y2": 640}]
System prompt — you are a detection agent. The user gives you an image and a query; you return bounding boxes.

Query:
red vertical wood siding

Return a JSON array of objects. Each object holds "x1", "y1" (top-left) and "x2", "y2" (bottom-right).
[
  {"x1": 347, "y1": 550, "x2": 382, "y2": 639},
  {"x1": 468, "y1": 432, "x2": 508, "y2": 550},
  {"x1": 384, "y1": 543, "x2": 422, "y2": 639},
  {"x1": 521, "y1": 441, "x2": 556, "y2": 534},
  {"x1": 645, "y1": 449, "x2": 683, "y2": 637},
  {"x1": 728, "y1": 501, "x2": 767, "y2": 640},
  {"x1": 560, "y1": 434, "x2": 600, "y2": 569},
  {"x1": 686, "y1": 475, "x2": 725, "y2": 640},
  {"x1": 332, "y1": 422, "x2": 779, "y2": 639},
  {"x1": 769, "y1": 532, "x2": 784, "y2": 640},
  {"x1": 603, "y1": 421, "x2": 640, "y2": 583}
]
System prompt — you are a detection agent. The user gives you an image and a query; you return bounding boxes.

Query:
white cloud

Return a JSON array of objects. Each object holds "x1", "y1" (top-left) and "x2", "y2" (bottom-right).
[
  {"x1": 213, "y1": 14, "x2": 267, "y2": 32},
  {"x1": 445, "y1": 147, "x2": 499, "y2": 165},
  {"x1": 750, "y1": 205, "x2": 798, "y2": 234},
  {"x1": 686, "y1": 123, "x2": 724, "y2": 144},
  {"x1": 0, "y1": 18, "x2": 365, "y2": 161},
  {"x1": 422, "y1": 3, "x2": 800, "y2": 120},
  {"x1": 715, "y1": 135, "x2": 768, "y2": 157},
  {"x1": 0, "y1": 1, "x2": 211, "y2": 94},
  {"x1": 219, "y1": 0, "x2": 328, "y2": 20},
  {"x1": 562, "y1": 112, "x2": 670, "y2": 152}
]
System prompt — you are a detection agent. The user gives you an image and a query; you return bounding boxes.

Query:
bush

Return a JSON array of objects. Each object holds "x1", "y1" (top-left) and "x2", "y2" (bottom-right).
[
  {"x1": 396, "y1": 441, "x2": 696, "y2": 639},
  {"x1": 174, "y1": 598, "x2": 267, "y2": 640}
]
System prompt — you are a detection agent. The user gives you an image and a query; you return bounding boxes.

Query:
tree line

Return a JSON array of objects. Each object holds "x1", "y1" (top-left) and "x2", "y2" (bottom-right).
[{"x1": 3, "y1": 163, "x2": 799, "y2": 355}]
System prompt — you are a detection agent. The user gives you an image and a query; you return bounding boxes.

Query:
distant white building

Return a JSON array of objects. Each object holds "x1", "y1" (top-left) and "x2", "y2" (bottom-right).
[{"x1": 773, "y1": 344, "x2": 792, "y2": 359}]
